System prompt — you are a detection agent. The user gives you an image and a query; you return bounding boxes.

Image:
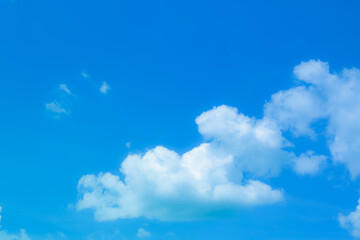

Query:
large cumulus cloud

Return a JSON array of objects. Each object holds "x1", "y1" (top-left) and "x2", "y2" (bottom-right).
[{"x1": 77, "y1": 105, "x2": 286, "y2": 221}]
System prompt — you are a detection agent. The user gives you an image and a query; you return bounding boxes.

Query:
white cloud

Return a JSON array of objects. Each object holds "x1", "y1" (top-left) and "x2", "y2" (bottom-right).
[
  {"x1": 45, "y1": 102, "x2": 70, "y2": 116},
  {"x1": 100, "y1": 82, "x2": 111, "y2": 94},
  {"x1": 77, "y1": 106, "x2": 285, "y2": 221},
  {"x1": 137, "y1": 228, "x2": 151, "y2": 238},
  {"x1": 196, "y1": 105, "x2": 291, "y2": 177},
  {"x1": 125, "y1": 142, "x2": 131, "y2": 148},
  {"x1": 265, "y1": 59, "x2": 360, "y2": 178},
  {"x1": 293, "y1": 151, "x2": 327, "y2": 175},
  {"x1": 264, "y1": 85, "x2": 326, "y2": 138},
  {"x1": 59, "y1": 84, "x2": 71, "y2": 95},
  {"x1": 339, "y1": 199, "x2": 360, "y2": 238}
]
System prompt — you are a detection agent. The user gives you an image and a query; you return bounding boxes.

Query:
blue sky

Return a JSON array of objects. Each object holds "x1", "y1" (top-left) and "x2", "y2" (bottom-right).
[{"x1": 1, "y1": 0, "x2": 360, "y2": 239}]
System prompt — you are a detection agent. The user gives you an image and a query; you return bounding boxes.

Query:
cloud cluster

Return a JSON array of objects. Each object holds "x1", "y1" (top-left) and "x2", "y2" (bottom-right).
[
  {"x1": 77, "y1": 60, "x2": 360, "y2": 227},
  {"x1": 265, "y1": 60, "x2": 360, "y2": 178}
]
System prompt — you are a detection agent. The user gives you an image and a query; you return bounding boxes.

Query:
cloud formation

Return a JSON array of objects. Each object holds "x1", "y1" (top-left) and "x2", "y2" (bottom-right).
[
  {"x1": 77, "y1": 60, "x2": 360, "y2": 225},
  {"x1": 265, "y1": 60, "x2": 360, "y2": 178},
  {"x1": 77, "y1": 105, "x2": 285, "y2": 221},
  {"x1": 196, "y1": 105, "x2": 290, "y2": 177}
]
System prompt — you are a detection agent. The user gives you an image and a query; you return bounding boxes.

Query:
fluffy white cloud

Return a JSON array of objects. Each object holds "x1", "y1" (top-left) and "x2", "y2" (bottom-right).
[
  {"x1": 45, "y1": 102, "x2": 70, "y2": 116},
  {"x1": 100, "y1": 82, "x2": 111, "y2": 94},
  {"x1": 77, "y1": 106, "x2": 285, "y2": 221},
  {"x1": 196, "y1": 105, "x2": 291, "y2": 177},
  {"x1": 293, "y1": 151, "x2": 327, "y2": 175},
  {"x1": 137, "y1": 228, "x2": 151, "y2": 238},
  {"x1": 264, "y1": 85, "x2": 326, "y2": 138},
  {"x1": 266, "y1": 59, "x2": 360, "y2": 178},
  {"x1": 339, "y1": 199, "x2": 360, "y2": 238}
]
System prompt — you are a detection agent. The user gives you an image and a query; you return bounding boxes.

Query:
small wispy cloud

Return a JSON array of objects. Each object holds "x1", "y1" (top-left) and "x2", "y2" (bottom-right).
[
  {"x1": 81, "y1": 71, "x2": 89, "y2": 78},
  {"x1": 45, "y1": 102, "x2": 70, "y2": 116},
  {"x1": 100, "y1": 81, "x2": 111, "y2": 94},
  {"x1": 46, "y1": 83, "x2": 74, "y2": 118},
  {"x1": 125, "y1": 142, "x2": 131, "y2": 148},
  {"x1": 59, "y1": 84, "x2": 71, "y2": 95},
  {"x1": 137, "y1": 228, "x2": 151, "y2": 238}
]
